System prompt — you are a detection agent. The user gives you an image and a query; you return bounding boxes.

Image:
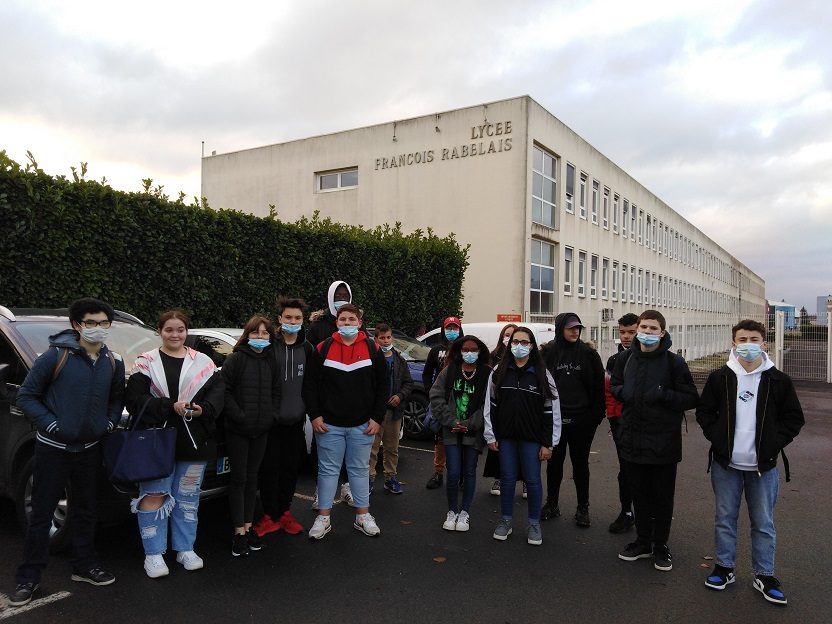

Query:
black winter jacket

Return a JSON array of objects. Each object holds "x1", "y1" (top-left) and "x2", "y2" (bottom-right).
[
  {"x1": 696, "y1": 364, "x2": 804, "y2": 477},
  {"x1": 222, "y1": 344, "x2": 281, "y2": 438},
  {"x1": 610, "y1": 333, "x2": 699, "y2": 464},
  {"x1": 542, "y1": 313, "x2": 605, "y2": 425},
  {"x1": 385, "y1": 349, "x2": 415, "y2": 421}
]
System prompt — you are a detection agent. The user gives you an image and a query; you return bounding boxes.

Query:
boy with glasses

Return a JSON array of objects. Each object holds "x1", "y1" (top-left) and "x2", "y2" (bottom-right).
[{"x1": 9, "y1": 298, "x2": 125, "y2": 607}]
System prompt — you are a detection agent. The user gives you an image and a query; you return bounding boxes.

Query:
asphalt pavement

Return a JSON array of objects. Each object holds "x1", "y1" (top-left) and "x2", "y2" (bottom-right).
[{"x1": 0, "y1": 381, "x2": 829, "y2": 623}]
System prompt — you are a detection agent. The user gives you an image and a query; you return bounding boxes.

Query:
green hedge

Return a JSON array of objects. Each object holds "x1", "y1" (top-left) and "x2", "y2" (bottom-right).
[{"x1": 0, "y1": 152, "x2": 469, "y2": 334}]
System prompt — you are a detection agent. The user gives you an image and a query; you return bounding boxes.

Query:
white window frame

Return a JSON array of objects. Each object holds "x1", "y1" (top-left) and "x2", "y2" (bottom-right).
[
  {"x1": 602, "y1": 187, "x2": 610, "y2": 229},
  {"x1": 630, "y1": 204, "x2": 636, "y2": 241},
  {"x1": 564, "y1": 246, "x2": 573, "y2": 295},
  {"x1": 602, "y1": 257, "x2": 609, "y2": 299},
  {"x1": 530, "y1": 239, "x2": 556, "y2": 314},
  {"x1": 612, "y1": 193, "x2": 619, "y2": 234},
  {"x1": 612, "y1": 260, "x2": 619, "y2": 301},
  {"x1": 629, "y1": 266, "x2": 636, "y2": 303},
  {"x1": 578, "y1": 250, "x2": 587, "y2": 297},
  {"x1": 316, "y1": 167, "x2": 358, "y2": 192},
  {"x1": 532, "y1": 145, "x2": 557, "y2": 228},
  {"x1": 579, "y1": 173, "x2": 588, "y2": 219},
  {"x1": 591, "y1": 180, "x2": 599, "y2": 225},
  {"x1": 622, "y1": 199, "x2": 629, "y2": 238},
  {"x1": 565, "y1": 163, "x2": 575, "y2": 214},
  {"x1": 590, "y1": 254, "x2": 598, "y2": 298}
]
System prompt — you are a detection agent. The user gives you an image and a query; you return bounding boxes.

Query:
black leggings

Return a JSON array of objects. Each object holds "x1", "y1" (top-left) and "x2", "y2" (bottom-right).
[
  {"x1": 545, "y1": 421, "x2": 597, "y2": 508},
  {"x1": 626, "y1": 461, "x2": 677, "y2": 546},
  {"x1": 226, "y1": 431, "x2": 268, "y2": 528}
]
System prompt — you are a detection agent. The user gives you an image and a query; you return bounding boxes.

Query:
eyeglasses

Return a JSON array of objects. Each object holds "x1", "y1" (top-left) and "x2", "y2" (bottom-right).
[
  {"x1": 511, "y1": 339, "x2": 531, "y2": 347},
  {"x1": 80, "y1": 320, "x2": 112, "y2": 329}
]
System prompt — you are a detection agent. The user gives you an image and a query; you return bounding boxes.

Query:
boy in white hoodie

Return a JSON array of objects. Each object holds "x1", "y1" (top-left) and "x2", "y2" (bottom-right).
[{"x1": 696, "y1": 320, "x2": 804, "y2": 606}]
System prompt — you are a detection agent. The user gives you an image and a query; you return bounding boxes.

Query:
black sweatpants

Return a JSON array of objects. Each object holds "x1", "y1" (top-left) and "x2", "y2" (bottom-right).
[
  {"x1": 545, "y1": 421, "x2": 597, "y2": 508},
  {"x1": 626, "y1": 461, "x2": 677, "y2": 546},
  {"x1": 608, "y1": 418, "x2": 633, "y2": 512},
  {"x1": 259, "y1": 421, "x2": 306, "y2": 518}
]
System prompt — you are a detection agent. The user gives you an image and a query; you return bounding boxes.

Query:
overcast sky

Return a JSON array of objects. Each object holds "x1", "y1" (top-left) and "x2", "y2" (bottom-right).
[{"x1": 2, "y1": 0, "x2": 830, "y2": 312}]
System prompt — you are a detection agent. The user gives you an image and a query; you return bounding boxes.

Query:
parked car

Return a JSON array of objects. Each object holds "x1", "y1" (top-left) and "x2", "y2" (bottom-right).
[
  {"x1": 191, "y1": 327, "x2": 434, "y2": 442},
  {"x1": 419, "y1": 321, "x2": 559, "y2": 351},
  {"x1": 0, "y1": 306, "x2": 230, "y2": 551}
]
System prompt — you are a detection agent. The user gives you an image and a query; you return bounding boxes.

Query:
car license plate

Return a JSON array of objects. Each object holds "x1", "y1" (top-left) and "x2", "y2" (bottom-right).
[{"x1": 216, "y1": 456, "x2": 231, "y2": 475}]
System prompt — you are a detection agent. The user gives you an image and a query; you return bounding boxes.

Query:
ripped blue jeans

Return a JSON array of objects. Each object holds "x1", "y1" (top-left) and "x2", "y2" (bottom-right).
[{"x1": 132, "y1": 461, "x2": 207, "y2": 555}]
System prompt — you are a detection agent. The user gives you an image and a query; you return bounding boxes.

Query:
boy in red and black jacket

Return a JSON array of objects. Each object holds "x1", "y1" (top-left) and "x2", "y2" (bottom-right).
[{"x1": 604, "y1": 313, "x2": 639, "y2": 534}]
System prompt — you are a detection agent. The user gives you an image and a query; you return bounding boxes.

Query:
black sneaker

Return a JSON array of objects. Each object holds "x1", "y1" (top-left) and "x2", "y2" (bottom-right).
[
  {"x1": 8, "y1": 582, "x2": 39, "y2": 607},
  {"x1": 247, "y1": 528, "x2": 263, "y2": 551},
  {"x1": 608, "y1": 510, "x2": 635, "y2": 534},
  {"x1": 618, "y1": 540, "x2": 653, "y2": 561},
  {"x1": 71, "y1": 567, "x2": 115, "y2": 586},
  {"x1": 653, "y1": 544, "x2": 673, "y2": 571},
  {"x1": 753, "y1": 575, "x2": 787, "y2": 605},
  {"x1": 540, "y1": 500, "x2": 560, "y2": 521},
  {"x1": 705, "y1": 564, "x2": 736, "y2": 590},
  {"x1": 232, "y1": 533, "x2": 250, "y2": 557},
  {"x1": 426, "y1": 472, "x2": 443, "y2": 489},
  {"x1": 575, "y1": 505, "x2": 591, "y2": 528}
]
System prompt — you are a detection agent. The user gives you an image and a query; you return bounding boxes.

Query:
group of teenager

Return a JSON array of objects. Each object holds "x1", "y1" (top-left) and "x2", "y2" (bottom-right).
[
  {"x1": 419, "y1": 309, "x2": 804, "y2": 606},
  {"x1": 7, "y1": 287, "x2": 805, "y2": 609}
]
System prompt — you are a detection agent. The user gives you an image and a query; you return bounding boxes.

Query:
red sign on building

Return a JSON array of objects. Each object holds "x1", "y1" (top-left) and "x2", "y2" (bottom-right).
[{"x1": 496, "y1": 314, "x2": 522, "y2": 322}]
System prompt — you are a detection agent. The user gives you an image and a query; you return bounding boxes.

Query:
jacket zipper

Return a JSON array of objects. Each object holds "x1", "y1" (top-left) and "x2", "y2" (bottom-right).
[{"x1": 756, "y1": 375, "x2": 770, "y2": 477}]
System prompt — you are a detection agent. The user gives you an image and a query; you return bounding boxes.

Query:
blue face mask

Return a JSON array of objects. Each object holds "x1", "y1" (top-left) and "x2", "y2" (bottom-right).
[
  {"x1": 333, "y1": 300, "x2": 348, "y2": 311},
  {"x1": 248, "y1": 338, "x2": 270, "y2": 349},
  {"x1": 461, "y1": 351, "x2": 479, "y2": 364},
  {"x1": 735, "y1": 343, "x2": 763, "y2": 362},
  {"x1": 444, "y1": 329, "x2": 460, "y2": 341},
  {"x1": 338, "y1": 326, "x2": 360, "y2": 338},
  {"x1": 380, "y1": 344, "x2": 394, "y2": 353},
  {"x1": 281, "y1": 323, "x2": 302, "y2": 334},
  {"x1": 511, "y1": 343, "x2": 531, "y2": 359},
  {"x1": 636, "y1": 332, "x2": 661, "y2": 347}
]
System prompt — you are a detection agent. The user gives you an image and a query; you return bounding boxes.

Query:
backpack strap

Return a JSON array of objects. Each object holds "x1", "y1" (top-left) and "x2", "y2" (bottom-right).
[
  {"x1": 52, "y1": 348, "x2": 70, "y2": 380},
  {"x1": 318, "y1": 337, "x2": 335, "y2": 361}
]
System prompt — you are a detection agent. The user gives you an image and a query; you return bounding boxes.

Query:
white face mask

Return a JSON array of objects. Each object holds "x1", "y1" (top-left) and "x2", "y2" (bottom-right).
[
  {"x1": 80, "y1": 327, "x2": 109, "y2": 344},
  {"x1": 503, "y1": 337, "x2": 510, "y2": 346}
]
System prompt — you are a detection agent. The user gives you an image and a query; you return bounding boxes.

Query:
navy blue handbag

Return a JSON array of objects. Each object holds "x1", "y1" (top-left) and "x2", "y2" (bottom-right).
[{"x1": 103, "y1": 398, "x2": 176, "y2": 485}]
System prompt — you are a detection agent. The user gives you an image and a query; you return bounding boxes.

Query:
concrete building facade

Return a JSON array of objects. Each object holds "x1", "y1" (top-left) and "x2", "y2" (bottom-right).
[{"x1": 202, "y1": 96, "x2": 765, "y2": 360}]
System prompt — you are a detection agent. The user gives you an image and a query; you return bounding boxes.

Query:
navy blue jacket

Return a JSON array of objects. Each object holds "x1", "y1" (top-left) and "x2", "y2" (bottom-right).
[{"x1": 16, "y1": 329, "x2": 125, "y2": 451}]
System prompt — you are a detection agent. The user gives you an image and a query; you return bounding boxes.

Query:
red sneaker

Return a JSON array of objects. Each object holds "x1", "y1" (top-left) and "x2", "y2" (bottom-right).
[
  {"x1": 279, "y1": 511, "x2": 305, "y2": 535},
  {"x1": 253, "y1": 514, "x2": 280, "y2": 537}
]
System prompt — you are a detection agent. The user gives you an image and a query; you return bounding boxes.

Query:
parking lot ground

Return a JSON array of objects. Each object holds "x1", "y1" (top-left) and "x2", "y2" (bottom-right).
[{"x1": 1, "y1": 380, "x2": 830, "y2": 623}]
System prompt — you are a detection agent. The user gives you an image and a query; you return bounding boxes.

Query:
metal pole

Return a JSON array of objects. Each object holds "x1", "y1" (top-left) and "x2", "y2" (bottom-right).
[
  {"x1": 775, "y1": 311, "x2": 785, "y2": 370},
  {"x1": 826, "y1": 299, "x2": 831, "y2": 384}
]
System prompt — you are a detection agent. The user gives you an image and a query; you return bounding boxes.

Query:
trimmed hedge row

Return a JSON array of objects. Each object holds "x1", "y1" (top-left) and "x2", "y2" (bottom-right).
[{"x1": 0, "y1": 152, "x2": 469, "y2": 333}]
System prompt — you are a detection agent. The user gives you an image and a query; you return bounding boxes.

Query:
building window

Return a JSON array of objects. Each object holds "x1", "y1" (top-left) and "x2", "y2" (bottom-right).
[
  {"x1": 630, "y1": 204, "x2": 636, "y2": 241},
  {"x1": 602, "y1": 187, "x2": 610, "y2": 229},
  {"x1": 578, "y1": 251, "x2": 587, "y2": 296},
  {"x1": 532, "y1": 145, "x2": 557, "y2": 228},
  {"x1": 591, "y1": 180, "x2": 599, "y2": 225},
  {"x1": 579, "y1": 173, "x2": 587, "y2": 219},
  {"x1": 638, "y1": 209, "x2": 644, "y2": 245},
  {"x1": 622, "y1": 199, "x2": 629, "y2": 238},
  {"x1": 590, "y1": 254, "x2": 598, "y2": 298},
  {"x1": 637, "y1": 268, "x2": 643, "y2": 304},
  {"x1": 645, "y1": 215, "x2": 651, "y2": 248},
  {"x1": 602, "y1": 257, "x2": 609, "y2": 299},
  {"x1": 565, "y1": 163, "x2": 575, "y2": 214},
  {"x1": 612, "y1": 193, "x2": 619, "y2": 233},
  {"x1": 612, "y1": 260, "x2": 619, "y2": 301},
  {"x1": 316, "y1": 167, "x2": 358, "y2": 191},
  {"x1": 629, "y1": 266, "x2": 636, "y2": 303},
  {"x1": 652, "y1": 218, "x2": 657, "y2": 251},
  {"x1": 530, "y1": 239, "x2": 556, "y2": 314},
  {"x1": 564, "y1": 246, "x2": 573, "y2": 295},
  {"x1": 621, "y1": 263, "x2": 628, "y2": 302}
]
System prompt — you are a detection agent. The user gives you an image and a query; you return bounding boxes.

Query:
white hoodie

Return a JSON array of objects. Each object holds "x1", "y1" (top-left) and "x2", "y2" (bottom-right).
[{"x1": 725, "y1": 349, "x2": 775, "y2": 471}]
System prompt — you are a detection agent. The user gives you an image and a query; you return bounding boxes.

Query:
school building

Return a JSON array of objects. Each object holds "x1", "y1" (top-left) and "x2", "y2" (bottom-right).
[{"x1": 201, "y1": 95, "x2": 766, "y2": 361}]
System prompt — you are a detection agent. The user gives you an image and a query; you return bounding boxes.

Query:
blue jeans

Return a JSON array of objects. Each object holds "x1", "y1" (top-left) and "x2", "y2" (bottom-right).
[
  {"x1": 711, "y1": 462, "x2": 779, "y2": 576},
  {"x1": 316, "y1": 423, "x2": 375, "y2": 510},
  {"x1": 445, "y1": 443, "x2": 480, "y2": 514},
  {"x1": 498, "y1": 439, "x2": 543, "y2": 523},
  {"x1": 133, "y1": 461, "x2": 207, "y2": 555}
]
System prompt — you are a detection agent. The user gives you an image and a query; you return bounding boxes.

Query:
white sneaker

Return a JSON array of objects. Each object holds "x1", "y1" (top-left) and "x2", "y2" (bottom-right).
[
  {"x1": 443, "y1": 511, "x2": 458, "y2": 531},
  {"x1": 340, "y1": 483, "x2": 356, "y2": 507},
  {"x1": 308, "y1": 514, "x2": 332, "y2": 540},
  {"x1": 175, "y1": 550, "x2": 203, "y2": 571},
  {"x1": 312, "y1": 487, "x2": 320, "y2": 510},
  {"x1": 144, "y1": 554, "x2": 169, "y2": 578},
  {"x1": 456, "y1": 511, "x2": 470, "y2": 532},
  {"x1": 353, "y1": 513, "x2": 380, "y2": 536}
]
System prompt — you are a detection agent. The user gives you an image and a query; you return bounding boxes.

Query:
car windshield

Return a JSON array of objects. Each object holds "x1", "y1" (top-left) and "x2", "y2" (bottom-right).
[
  {"x1": 391, "y1": 335, "x2": 430, "y2": 362},
  {"x1": 15, "y1": 320, "x2": 160, "y2": 373}
]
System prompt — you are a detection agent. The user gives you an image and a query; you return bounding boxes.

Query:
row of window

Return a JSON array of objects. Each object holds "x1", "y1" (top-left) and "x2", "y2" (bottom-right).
[
  {"x1": 561, "y1": 246, "x2": 739, "y2": 313},
  {"x1": 531, "y1": 145, "x2": 746, "y2": 289}
]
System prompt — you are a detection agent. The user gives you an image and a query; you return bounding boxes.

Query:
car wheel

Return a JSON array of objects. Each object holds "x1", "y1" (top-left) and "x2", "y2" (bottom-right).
[
  {"x1": 15, "y1": 456, "x2": 73, "y2": 553},
  {"x1": 402, "y1": 393, "x2": 432, "y2": 441}
]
